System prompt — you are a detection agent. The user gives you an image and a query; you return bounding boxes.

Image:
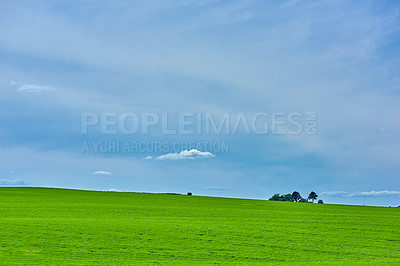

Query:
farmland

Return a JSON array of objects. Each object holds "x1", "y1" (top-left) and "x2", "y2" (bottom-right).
[{"x1": 0, "y1": 187, "x2": 399, "y2": 264}]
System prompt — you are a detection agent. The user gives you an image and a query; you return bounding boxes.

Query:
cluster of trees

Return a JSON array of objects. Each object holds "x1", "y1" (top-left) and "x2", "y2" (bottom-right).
[{"x1": 269, "y1": 191, "x2": 323, "y2": 203}]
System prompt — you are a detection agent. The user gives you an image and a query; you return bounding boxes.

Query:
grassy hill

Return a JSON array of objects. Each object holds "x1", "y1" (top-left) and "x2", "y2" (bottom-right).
[{"x1": 0, "y1": 187, "x2": 399, "y2": 264}]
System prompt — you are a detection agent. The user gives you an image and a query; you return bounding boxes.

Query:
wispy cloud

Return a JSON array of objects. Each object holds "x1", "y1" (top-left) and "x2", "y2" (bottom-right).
[
  {"x1": 351, "y1": 191, "x2": 400, "y2": 197},
  {"x1": 320, "y1": 191, "x2": 348, "y2": 196},
  {"x1": 156, "y1": 149, "x2": 215, "y2": 160},
  {"x1": 321, "y1": 190, "x2": 400, "y2": 197},
  {"x1": 17, "y1": 84, "x2": 55, "y2": 93},
  {"x1": 205, "y1": 186, "x2": 230, "y2": 191},
  {"x1": 0, "y1": 179, "x2": 27, "y2": 186},
  {"x1": 93, "y1": 171, "x2": 112, "y2": 175},
  {"x1": 144, "y1": 156, "x2": 153, "y2": 160},
  {"x1": 377, "y1": 127, "x2": 391, "y2": 133}
]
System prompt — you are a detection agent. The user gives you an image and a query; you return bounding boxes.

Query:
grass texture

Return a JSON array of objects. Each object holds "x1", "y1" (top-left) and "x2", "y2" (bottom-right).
[{"x1": 0, "y1": 187, "x2": 399, "y2": 264}]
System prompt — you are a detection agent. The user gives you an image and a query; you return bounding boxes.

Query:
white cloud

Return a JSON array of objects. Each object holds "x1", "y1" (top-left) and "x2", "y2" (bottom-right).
[
  {"x1": 377, "y1": 127, "x2": 391, "y2": 133},
  {"x1": 17, "y1": 84, "x2": 55, "y2": 93},
  {"x1": 93, "y1": 171, "x2": 112, "y2": 175},
  {"x1": 156, "y1": 149, "x2": 215, "y2": 160},
  {"x1": 351, "y1": 191, "x2": 400, "y2": 197},
  {"x1": 321, "y1": 190, "x2": 400, "y2": 197},
  {"x1": 0, "y1": 179, "x2": 27, "y2": 185},
  {"x1": 320, "y1": 191, "x2": 348, "y2": 196},
  {"x1": 205, "y1": 186, "x2": 230, "y2": 191},
  {"x1": 144, "y1": 156, "x2": 153, "y2": 160}
]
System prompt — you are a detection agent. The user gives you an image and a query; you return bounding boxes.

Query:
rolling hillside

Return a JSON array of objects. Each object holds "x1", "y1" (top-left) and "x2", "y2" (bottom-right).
[{"x1": 0, "y1": 187, "x2": 399, "y2": 264}]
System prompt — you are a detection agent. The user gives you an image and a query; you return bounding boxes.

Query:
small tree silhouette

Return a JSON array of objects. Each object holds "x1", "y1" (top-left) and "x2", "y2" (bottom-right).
[
  {"x1": 281, "y1": 194, "x2": 293, "y2": 202},
  {"x1": 318, "y1": 199, "x2": 324, "y2": 204},
  {"x1": 269, "y1": 193, "x2": 294, "y2": 201},
  {"x1": 187, "y1": 192, "x2": 192, "y2": 196},
  {"x1": 292, "y1": 191, "x2": 301, "y2": 202},
  {"x1": 308, "y1": 191, "x2": 318, "y2": 203},
  {"x1": 268, "y1": 194, "x2": 281, "y2": 201}
]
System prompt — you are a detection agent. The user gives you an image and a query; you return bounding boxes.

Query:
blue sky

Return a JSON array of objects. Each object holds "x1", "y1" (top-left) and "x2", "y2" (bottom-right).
[{"x1": 1, "y1": 0, "x2": 399, "y2": 206}]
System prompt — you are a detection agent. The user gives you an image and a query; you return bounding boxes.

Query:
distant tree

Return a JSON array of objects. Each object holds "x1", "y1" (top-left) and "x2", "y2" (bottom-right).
[
  {"x1": 187, "y1": 192, "x2": 192, "y2": 196},
  {"x1": 318, "y1": 199, "x2": 324, "y2": 204},
  {"x1": 292, "y1": 191, "x2": 301, "y2": 202},
  {"x1": 308, "y1": 191, "x2": 318, "y2": 203},
  {"x1": 280, "y1": 194, "x2": 293, "y2": 202},
  {"x1": 269, "y1": 193, "x2": 281, "y2": 201}
]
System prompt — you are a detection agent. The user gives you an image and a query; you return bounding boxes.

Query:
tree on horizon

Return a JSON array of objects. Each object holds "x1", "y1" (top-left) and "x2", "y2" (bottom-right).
[
  {"x1": 292, "y1": 191, "x2": 301, "y2": 202},
  {"x1": 308, "y1": 191, "x2": 318, "y2": 203},
  {"x1": 268, "y1": 193, "x2": 293, "y2": 201}
]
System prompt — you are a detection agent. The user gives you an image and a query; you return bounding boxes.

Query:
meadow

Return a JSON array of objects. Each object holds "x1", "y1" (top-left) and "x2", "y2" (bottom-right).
[{"x1": 0, "y1": 187, "x2": 399, "y2": 264}]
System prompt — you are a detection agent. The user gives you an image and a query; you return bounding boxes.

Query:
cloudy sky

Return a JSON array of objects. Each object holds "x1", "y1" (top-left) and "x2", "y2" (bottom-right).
[{"x1": 1, "y1": 0, "x2": 399, "y2": 206}]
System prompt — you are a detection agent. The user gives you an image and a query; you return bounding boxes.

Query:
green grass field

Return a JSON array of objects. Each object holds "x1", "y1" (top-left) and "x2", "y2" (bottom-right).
[{"x1": 0, "y1": 187, "x2": 399, "y2": 265}]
